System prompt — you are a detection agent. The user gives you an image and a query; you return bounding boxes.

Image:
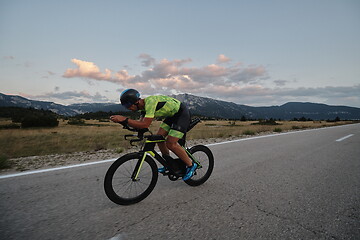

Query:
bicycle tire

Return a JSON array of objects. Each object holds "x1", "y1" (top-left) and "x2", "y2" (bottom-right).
[
  {"x1": 184, "y1": 145, "x2": 214, "y2": 186},
  {"x1": 104, "y1": 153, "x2": 158, "y2": 205}
]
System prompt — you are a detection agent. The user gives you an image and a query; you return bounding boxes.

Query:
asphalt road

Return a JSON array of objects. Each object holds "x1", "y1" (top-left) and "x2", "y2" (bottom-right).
[{"x1": 1, "y1": 124, "x2": 359, "y2": 240}]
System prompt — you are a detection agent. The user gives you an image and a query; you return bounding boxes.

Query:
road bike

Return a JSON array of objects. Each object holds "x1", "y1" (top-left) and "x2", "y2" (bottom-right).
[{"x1": 104, "y1": 118, "x2": 214, "y2": 205}]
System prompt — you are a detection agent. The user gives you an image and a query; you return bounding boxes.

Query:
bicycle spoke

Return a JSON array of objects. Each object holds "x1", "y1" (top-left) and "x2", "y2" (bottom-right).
[{"x1": 110, "y1": 158, "x2": 154, "y2": 199}]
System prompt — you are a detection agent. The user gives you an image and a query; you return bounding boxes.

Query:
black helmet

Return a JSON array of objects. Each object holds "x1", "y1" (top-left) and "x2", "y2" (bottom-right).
[{"x1": 120, "y1": 89, "x2": 140, "y2": 108}]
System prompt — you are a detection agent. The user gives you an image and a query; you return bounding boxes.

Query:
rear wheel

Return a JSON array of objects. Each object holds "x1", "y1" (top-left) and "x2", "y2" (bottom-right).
[
  {"x1": 184, "y1": 145, "x2": 214, "y2": 186},
  {"x1": 104, "y1": 153, "x2": 158, "y2": 205}
]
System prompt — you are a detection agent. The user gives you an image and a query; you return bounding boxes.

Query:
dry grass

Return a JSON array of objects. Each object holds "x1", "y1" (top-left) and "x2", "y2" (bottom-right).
[
  {"x1": 0, "y1": 118, "x2": 355, "y2": 159},
  {"x1": 186, "y1": 120, "x2": 352, "y2": 140}
]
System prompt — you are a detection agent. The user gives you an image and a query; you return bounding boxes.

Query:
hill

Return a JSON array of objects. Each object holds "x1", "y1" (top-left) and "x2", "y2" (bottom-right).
[
  {"x1": 173, "y1": 94, "x2": 360, "y2": 120},
  {"x1": 1, "y1": 92, "x2": 360, "y2": 120}
]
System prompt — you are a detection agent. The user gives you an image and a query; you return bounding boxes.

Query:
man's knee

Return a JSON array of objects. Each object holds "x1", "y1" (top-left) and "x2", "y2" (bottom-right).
[
  {"x1": 157, "y1": 127, "x2": 168, "y2": 137},
  {"x1": 165, "y1": 139, "x2": 178, "y2": 150}
]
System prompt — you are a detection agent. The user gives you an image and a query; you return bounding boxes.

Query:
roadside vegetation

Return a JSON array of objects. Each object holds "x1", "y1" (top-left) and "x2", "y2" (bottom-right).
[
  {"x1": 0, "y1": 155, "x2": 12, "y2": 169},
  {"x1": 0, "y1": 115, "x2": 356, "y2": 162}
]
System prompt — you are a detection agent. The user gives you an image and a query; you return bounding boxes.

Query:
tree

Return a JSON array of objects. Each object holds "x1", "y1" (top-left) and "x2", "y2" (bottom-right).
[{"x1": 21, "y1": 114, "x2": 59, "y2": 128}]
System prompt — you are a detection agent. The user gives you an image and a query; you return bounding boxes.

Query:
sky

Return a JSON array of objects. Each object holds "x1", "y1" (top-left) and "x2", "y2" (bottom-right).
[{"x1": 1, "y1": 0, "x2": 360, "y2": 107}]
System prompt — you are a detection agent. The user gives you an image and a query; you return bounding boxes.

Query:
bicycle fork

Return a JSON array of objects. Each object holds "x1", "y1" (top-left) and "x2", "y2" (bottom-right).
[{"x1": 131, "y1": 152, "x2": 148, "y2": 181}]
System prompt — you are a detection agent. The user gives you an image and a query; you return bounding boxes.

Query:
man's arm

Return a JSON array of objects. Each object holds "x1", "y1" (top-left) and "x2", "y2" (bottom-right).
[{"x1": 110, "y1": 115, "x2": 153, "y2": 129}]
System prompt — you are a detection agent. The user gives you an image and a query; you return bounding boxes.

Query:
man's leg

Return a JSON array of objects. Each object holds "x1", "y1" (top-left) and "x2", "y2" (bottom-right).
[
  {"x1": 165, "y1": 136, "x2": 192, "y2": 167},
  {"x1": 157, "y1": 127, "x2": 169, "y2": 156},
  {"x1": 166, "y1": 135, "x2": 197, "y2": 181}
]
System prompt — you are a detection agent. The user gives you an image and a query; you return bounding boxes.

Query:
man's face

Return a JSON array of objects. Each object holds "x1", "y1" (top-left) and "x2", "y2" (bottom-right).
[
  {"x1": 122, "y1": 100, "x2": 138, "y2": 111},
  {"x1": 127, "y1": 103, "x2": 138, "y2": 111}
]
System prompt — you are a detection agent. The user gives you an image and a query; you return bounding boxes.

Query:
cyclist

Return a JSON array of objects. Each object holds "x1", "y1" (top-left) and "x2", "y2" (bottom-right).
[{"x1": 110, "y1": 89, "x2": 197, "y2": 181}]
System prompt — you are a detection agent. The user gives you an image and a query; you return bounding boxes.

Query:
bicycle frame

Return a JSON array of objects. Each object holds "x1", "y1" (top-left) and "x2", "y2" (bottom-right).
[{"x1": 131, "y1": 137, "x2": 201, "y2": 181}]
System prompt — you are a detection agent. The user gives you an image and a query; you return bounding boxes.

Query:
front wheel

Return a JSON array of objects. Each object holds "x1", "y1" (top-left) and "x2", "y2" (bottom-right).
[
  {"x1": 185, "y1": 145, "x2": 214, "y2": 186},
  {"x1": 104, "y1": 153, "x2": 158, "y2": 205}
]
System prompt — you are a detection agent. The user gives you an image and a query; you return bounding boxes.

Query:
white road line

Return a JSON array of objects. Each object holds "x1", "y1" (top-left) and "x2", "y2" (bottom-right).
[
  {"x1": 0, "y1": 158, "x2": 117, "y2": 179},
  {"x1": 207, "y1": 131, "x2": 294, "y2": 146},
  {"x1": 0, "y1": 123, "x2": 358, "y2": 179},
  {"x1": 207, "y1": 124, "x2": 353, "y2": 146},
  {"x1": 336, "y1": 134, "x2": 354, "y2": 142}
]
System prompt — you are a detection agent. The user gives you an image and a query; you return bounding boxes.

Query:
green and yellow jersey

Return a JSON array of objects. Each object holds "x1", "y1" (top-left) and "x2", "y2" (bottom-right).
[{"x1": 142, "y1": 95, "x2": 181, "y2": 119}]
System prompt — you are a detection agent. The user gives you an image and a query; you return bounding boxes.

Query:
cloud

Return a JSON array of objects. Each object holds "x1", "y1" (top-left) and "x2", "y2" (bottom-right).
[
  {"x1": 63, "y1": 59, "x2": 118, "y2": 82},
  {"x1": 18, "y1": 61, "x2": 32, "y2": 68},
  {"x1": 42, "y1": 71, "x2": 56, "y2": 79},
  {"x1": 63, "y1": 54, "x2": 267, "y2": 87},
  {"x1": 138, "y1": 53, "x2": 156, "y2": 67},
  {"x1": 61, "y1": 55, "x2": 360, "y2": 107},
  {"x1": 3, "y1": 56, "x2": 15, "y2": 60},
  {"x1": 2, "y1": 56, "x2": 35, "y2": 69},
  {"x1": 274, "y1": 80, "x2": 288, "y2": 86},
  {"x1": 26, "y1": 90, "x2": 110, "y2": 104},
  {"x1": 216, "y1": 54, "x2": 231, "y2": 64},
  {"x1": 61, "y1": 56, "x2": 272, "y2": 100},
  {"x1": 62, "y1": 55, "x2": 269, "y2": 97},
  {"x1": 229, "y1": 65, "x2": 268, "y2": 83}
]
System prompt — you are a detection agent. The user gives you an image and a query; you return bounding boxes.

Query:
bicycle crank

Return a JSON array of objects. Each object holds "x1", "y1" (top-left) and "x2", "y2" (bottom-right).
[{"x1": 168, "y1": 174, "x2": 180, "y2": 181}]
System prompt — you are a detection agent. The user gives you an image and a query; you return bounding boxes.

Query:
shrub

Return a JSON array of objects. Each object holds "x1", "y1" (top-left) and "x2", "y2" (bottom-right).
[
  {"x1": 228, "y1": 120, "x2": 236, "y2": 126},
  {"x1": 0, "y1": 123, "x2": 21, "y2": 129},
  {"x1": 274, "y1": 128, "x2": 282, "y2": 132},
  {"x1": 115, "y1": 147, "x2": 125, "y2": 154},
  {"x1": 68, "y1": 118, "x2": 85, "y2": 125},
  {"x1": 292, "y1": 125, "x2": 301, "y2": 130},
  {"x1": 93, "y1": 142, "x2": 106, "y2": 151},
  {"x1": 252, "y1": 118, "x2": 280, "y2": 125},
  {"x1": 243, "y1": 130, "x2": 255, "y2": 135},
  {"x1": 21, "y1": 114, "x2": 59, "y2": 128},
  {"x1": 326, "y1": 117, "x2": 341, "y2": 122},
  {"x1": 293, "y1": 117, "x2": 313, "y2": 121},
  {"x1": 0, "y1": 155, "x2": 12, "y2": 169}
]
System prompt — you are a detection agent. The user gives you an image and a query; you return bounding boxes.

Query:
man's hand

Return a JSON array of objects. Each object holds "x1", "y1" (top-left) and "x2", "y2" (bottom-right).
[{"x1": 110, "y1": 115, "x2": 127, "y2": 123}]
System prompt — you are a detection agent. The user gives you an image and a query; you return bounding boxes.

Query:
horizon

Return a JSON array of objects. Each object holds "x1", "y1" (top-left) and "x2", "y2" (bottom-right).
[
  {"x1": 1, "y1": 1, "x2": 359, "y2": 107},
  {"x1": 1, "y1": 92, "x2": 359, "y2": 109}
]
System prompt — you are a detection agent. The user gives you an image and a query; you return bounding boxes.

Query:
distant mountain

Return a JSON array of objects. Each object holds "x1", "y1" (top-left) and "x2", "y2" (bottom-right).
[
  {"x1": 0, "y1": 93, "x2": 127, "y2": 116},
  {"x1": 1, "y1": 92, "x2": 360, "y2": 120},
  {"x1": 173, "y1": 94, "x2": 256, "y2": 119},
  {"x1": 0, "y1": 93, "x2": 79, "y2": 116},
  {"x1": 253, "y1": 102, "x2": 360, "y2": 120},
  {"x1": 173, "y1": 94, "x2": 360, "y2": 120}
]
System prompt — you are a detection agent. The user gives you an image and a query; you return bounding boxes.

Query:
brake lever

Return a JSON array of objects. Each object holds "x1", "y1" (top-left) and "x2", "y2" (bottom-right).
[
  {"x1": 130, "y1": 139, "x2": 142, "y2": 146},
  {"x1": 118, "y1": 119, "x2": 150, "y2": 145},
  {"x1": 119, "y1": 121, "x2": 138, "y2": 132}
]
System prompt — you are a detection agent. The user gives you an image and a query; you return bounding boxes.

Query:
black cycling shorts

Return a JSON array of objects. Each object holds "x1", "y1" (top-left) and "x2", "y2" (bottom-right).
[{"x1": 160, "y1": 103, "x2": 190, "y2": 138}]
